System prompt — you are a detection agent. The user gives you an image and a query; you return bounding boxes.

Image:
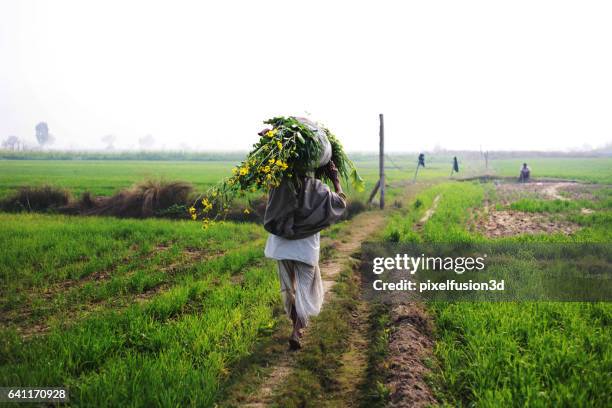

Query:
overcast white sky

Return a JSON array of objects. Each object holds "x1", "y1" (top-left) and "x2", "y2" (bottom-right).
[{"x1": 1, "y1": 1, "x2": 611, "y2": 151}]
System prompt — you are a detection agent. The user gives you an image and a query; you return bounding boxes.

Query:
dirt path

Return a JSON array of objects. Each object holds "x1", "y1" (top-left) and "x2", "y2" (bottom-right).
[
  {"x1": 241, "y1": 210, "x2": 385, "y2": 407},
  {"x1": 419, "y1": 194, "x2": 441, "y2": 224},
  {"x1": 541, "y1": 182, "x2": 572, "y2": 200},
  {"x1": 320, "y1": 211, "x2": 386, "y2": 296}
]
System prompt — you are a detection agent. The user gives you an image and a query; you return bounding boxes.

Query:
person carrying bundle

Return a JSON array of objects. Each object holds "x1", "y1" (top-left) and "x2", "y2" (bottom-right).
[
  {"x1": 519, "y1": 162, "x2": 531, "y2": 182},
  {"x1": 190, "y1": 116, "x2": 361, "y2": 350},
  {"x1": 263, "y1": 118, "x2": 347, "y2": 350}
]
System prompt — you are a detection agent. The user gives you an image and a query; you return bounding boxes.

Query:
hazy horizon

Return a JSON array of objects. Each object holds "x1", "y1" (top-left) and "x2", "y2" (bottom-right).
[{"x1": 2, "y1": 1, "x2": 611, "y2": 152}]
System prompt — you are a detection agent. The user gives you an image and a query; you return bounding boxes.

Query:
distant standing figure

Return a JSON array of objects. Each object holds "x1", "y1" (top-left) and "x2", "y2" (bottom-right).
[
  {"x1": 519, "y1": 163, "x2": 531, "y2": 182},
  {"x1": 418, "y1": 153, "x2": 426, "y2": 168},
  {"x1": 450, "y1": 156, "x2": 459, "y2": 177}
]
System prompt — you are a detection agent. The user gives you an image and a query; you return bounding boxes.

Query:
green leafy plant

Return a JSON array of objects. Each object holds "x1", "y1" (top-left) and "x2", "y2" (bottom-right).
[{"x1": 190, "y1": 116, "x2": 364, "y2": 227}]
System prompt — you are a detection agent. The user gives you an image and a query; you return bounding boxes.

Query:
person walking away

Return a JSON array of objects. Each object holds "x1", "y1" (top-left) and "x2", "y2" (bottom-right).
[{"x1": 263, "y1": 126, "x2": 347, "y2": 350}]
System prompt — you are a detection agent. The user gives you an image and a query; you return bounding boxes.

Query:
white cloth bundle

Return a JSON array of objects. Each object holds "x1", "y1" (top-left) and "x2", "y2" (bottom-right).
[{"x1": 295, "y1": 117, "x2": 332, "y2": 169}]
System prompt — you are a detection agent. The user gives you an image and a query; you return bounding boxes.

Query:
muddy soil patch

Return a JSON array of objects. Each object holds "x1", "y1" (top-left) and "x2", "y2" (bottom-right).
[
  {"x1": 477, "y1": 209, "x2": 579, "y2": 238},
  {"x1": 385, "y1": 302, "x2": 437, "y2": 408},
  {"x1": 493, "y1": 182, "x2": 579, "y2": 204},
  {"x1": 557, "y1": 183, "x2": 608, "y2": 201}
]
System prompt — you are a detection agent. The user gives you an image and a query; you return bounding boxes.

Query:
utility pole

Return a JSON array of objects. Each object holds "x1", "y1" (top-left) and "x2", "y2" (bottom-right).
[
  {"x1": 367, "y1": 114, "x2": 385, "y2": 209},
  {"x1": 379, "y1": 114, "x2": 385, "y2": 209}
]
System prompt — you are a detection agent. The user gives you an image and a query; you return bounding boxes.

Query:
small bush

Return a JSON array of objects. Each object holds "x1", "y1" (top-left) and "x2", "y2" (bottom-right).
[
  {"x1": 84, "y1": 180, "x2": 193, "y2": 218},
  {"x1": 0, "y1": 185, "x2": 71, "y2": 212},
  {"x1": 345, "y1": 199, "x2": 366, "y2": 219}
]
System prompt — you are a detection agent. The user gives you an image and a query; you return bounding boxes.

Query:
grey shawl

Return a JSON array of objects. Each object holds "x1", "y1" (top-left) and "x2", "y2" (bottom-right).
[{"x1": 264, "y1": 177, "x2": 347, "y2": 240}]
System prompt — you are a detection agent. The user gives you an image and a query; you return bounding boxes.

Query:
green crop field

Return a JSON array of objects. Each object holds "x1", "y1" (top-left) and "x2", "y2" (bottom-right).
[
  {"x1": 0, "y1": 155, "x2": 610, "y2": 406},
  {"x1": 492, "y1": 157, "x2": 612, "y2": 184},
  {"x1": 0, "y1": 155, "x2": 502, "y2": 205},
  {"x1": 383, "y1": 178, "x2": 612, "y2": 406},
  {"x1": 0, "y1": 160, "x2": 237, "y2": 197}
]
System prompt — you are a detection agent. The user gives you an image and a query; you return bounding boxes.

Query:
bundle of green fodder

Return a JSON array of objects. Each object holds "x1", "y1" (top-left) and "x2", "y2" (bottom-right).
[{"x1": 191, "y1": 116, "x2": 364, "y2": 226}]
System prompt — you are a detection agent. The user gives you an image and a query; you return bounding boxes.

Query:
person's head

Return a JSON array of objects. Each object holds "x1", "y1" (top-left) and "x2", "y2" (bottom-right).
[{"x1": 523, "y1": 163, "x2": 528, "y2": 168}]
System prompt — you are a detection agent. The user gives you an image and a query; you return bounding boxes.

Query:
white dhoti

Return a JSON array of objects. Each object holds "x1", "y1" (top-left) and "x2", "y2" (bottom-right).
[
  {"x1": 276, "y1": 260, "x2": 324, "y2": 327},
  {"x1": 265, "y1": 232, "x2": 324, "y2": 327}
]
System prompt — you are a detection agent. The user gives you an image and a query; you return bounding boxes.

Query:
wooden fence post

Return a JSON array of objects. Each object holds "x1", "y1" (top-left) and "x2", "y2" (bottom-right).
[{"x1": 379, "y1": 114, "x2": 385, "y2": 209}]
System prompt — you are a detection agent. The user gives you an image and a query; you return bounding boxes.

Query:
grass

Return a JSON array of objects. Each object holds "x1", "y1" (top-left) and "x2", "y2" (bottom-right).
[
  {"x1": 0, "y1": 155, "x2": 489, "y2": 201},
  {"x1": 510, "y1": 194, "x2": 612, "y2": 213},
  {"x1": 0, "y1": 216, "x2": 262, "y2": 297},
  {"x1": 382, "y1": 180, "x2": 612, "y2": 406},
  {"x1": 273, "y1": 260, "x2": 361, "y2": 407},
  {"x1": 0, "y1": 207, "x2": 359, "y2": 406},
  {"x1": 2, "y1": 155, "x2": 611, "y2": 406},
  {"x1": 492, "y1": 157, "x2": 612, "y2": 184},
  {"x1": 383, "y1": 182, "x2": 484, "y2": 243},
  {"x1": 1, "y1": 263, "x2": 280, "y2": 406},
  {"x1": 0, "y1": 160, "x2": 237, "y2": 197},
  {"x1": 431, "y1": 301, "x2": 611, "y2": 407},
  {"x1": 510, "y1": 198, "x2": 584, "y2": 213},
  {"x1": 0, "y1": 213, "x2": 282, "y2": 406}
]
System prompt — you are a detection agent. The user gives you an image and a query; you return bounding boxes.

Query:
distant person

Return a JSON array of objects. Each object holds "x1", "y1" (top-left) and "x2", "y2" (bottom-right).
[
  {"x1": 519, "y1": 163, "x2": 531, "y2": 182},
  {"x1": 413, "y1": 153, "x2": 427, "y2": 183},
  {"x1": 450, "y1": 156, "x2": 459, "y2": 177},
  {"x1": 418, "y1": 153, "x2": 426, "y2": 168}
]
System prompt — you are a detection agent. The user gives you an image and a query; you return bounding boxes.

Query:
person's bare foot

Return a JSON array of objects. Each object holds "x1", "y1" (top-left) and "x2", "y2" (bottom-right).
[
  {"x1": 289, "y1": 333, "x2": 301, "y2": 350},
  {"x1": 288, "y1": 304, "x2": 304, "y2": 349}
]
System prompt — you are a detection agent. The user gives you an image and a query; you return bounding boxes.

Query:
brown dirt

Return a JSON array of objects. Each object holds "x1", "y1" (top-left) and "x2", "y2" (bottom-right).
[
  {"x1": 477, "y1": 209, "x2": 579, "y2": 238},
  {"x1": 241, "y1": 210, "x2": 385, "y2": 407},
  {"x1": 321, "y1": 211, "x2": 386, "y2": 298},
  {"x1": 473, "y1": 181, "x2": 587, "y2": 238},
  {"x1": 386, "y1": 302, "x2": 437, "y2": 408},
  {"x1": 419, "y1": 194, "x2": 441, "y2": 224},
  {"x1": 493, "y1": 181, "x2": 578, "y2": 204},
  {"x1": 559, "y1": 183, "x2": 607, "y2": 201}
]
